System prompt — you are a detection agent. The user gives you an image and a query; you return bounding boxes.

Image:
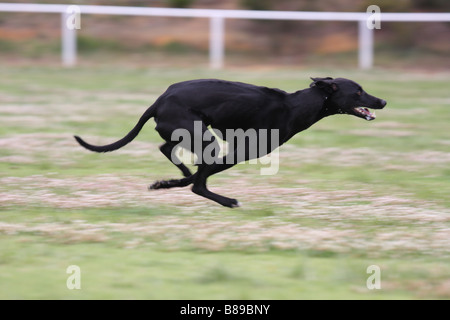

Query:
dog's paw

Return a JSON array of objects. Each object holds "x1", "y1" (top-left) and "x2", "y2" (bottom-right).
[
  {"x1": 231, "y1": 201, "x2": 242, "y2": 208},
  {"x1": 149, "y1": 181, "x2": 163, "y2": 190},
  {"x1": 227, "y1": 199, "x2": 241, "y2": 208}
]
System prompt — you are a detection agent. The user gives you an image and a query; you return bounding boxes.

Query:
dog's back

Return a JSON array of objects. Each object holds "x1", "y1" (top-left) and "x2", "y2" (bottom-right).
[{"x1": 156, "y1": 79, "x2": 289, "y2": 131}]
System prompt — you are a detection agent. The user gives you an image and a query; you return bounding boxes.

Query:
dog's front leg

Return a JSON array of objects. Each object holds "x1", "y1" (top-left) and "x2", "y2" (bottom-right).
[{"x1": 191, "y1": 163, "x2": 241, "y2": 208}]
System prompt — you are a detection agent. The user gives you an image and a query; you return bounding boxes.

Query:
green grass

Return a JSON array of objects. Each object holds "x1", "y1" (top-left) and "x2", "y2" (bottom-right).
[
  {"x1": 4, "y1": 237, "x2": 441, "y2": 300},
  {"x1": 0, "y1": 65, "x2": 449, "y2": 299}
]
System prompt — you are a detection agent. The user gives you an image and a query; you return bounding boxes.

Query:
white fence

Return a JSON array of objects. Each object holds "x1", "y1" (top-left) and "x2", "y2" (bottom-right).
[{"x1": 1, "y1": 3, "x2": 449, "y2": 69}]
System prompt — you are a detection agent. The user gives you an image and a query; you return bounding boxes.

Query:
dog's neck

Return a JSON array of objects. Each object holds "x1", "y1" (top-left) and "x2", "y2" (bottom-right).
[
  {"x1": 285, "y1": 87, "x2": 333, "y2": 138},
  {"x1": 320, "y1": 93, "x2": 336, "y2": 118}
]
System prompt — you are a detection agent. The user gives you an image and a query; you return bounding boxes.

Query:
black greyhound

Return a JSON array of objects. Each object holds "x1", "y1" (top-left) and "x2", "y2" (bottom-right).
[{"x1": 74, "y1": 77, "x2": 386, "y2": 207}]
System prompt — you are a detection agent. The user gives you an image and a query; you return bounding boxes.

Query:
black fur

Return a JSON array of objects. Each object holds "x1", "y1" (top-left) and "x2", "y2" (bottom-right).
[{"x1": 75, "y1": 77, "x2": 386, "y2": 207}]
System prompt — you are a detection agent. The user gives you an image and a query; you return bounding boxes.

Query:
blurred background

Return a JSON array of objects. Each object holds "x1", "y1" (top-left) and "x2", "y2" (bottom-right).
[
  {"x1": 1, "y1": 1, "x2": 449, "y2": 300},
  {"x1": 1, "y1": 0, "x2": 449, "y2": 69}
]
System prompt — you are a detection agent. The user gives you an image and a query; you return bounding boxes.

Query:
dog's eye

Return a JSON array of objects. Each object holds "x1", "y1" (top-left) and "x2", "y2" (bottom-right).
[{"x1": 357, "y1": 90, "x2": 362, "y2": 96}]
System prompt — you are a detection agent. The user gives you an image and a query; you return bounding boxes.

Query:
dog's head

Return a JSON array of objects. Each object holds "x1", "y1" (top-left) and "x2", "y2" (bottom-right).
[{"x1": 310, "y1": 77, "x2": 387, "y2": 121}]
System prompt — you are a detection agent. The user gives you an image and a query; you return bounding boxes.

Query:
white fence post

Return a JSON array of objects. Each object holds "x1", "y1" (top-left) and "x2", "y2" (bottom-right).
[
  {"x1": 209, "y1": 15, "x2": 225, "y2": 69},
  {"x1": 61, "y1": 11, "x2": 77, "y2": 67},
  {"x1": 358, "y1": 19, "x2": 373, "y2": 69}
]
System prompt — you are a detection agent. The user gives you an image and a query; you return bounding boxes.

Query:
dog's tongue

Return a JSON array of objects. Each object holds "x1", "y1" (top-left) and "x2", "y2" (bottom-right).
[
  {"x1": 364, "y1": 108, "x2": 376, "y2": 120},
  {"x1": 356, "y1": 107, "x2": 376, "y2": 120}
]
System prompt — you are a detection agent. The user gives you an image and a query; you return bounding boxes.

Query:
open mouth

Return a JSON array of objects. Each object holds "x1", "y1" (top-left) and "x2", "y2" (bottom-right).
[{"x1": 353, "y1": 107, "x2": 376, "y2": 121}]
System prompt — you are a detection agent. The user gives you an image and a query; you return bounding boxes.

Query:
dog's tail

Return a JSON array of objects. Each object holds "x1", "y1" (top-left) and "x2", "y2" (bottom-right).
[{"x1": 74, "y1": 104, "x2": 156, "y2": 153}]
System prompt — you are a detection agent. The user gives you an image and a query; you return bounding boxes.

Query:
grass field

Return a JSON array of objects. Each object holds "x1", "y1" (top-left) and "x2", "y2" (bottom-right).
[{"x1": 0, "y1": 65, "x2": 449, "y2": 299}]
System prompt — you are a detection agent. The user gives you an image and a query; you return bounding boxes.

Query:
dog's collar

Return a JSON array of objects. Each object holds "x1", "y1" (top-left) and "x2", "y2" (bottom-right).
[
  {"x1": 323, "y1": 90, "x2": 334, "y2": 100},
  {"x1": 321, "y1": 92, "x2": 335, "y2": 114},
  {"x1": 322, "y1": 92, "x2": 332, "y2": 105}
]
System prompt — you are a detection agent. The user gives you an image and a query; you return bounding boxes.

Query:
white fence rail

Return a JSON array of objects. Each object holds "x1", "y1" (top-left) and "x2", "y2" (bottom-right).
[{"x1": 1, "y1": 3, "x2": 449, "y2": 69}]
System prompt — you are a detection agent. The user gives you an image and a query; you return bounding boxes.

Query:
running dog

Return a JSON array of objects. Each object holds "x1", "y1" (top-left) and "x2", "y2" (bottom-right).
[{"x1": 74, "y1": 77, "x2": 387, "y2": 207}]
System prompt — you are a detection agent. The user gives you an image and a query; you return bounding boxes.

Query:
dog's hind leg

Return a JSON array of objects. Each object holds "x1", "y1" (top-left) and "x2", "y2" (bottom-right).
[
  {"x1": 150, "y1": 119, "x2": 214, "y2": 191},
  {"x1": 149, "y1": 142, "x2": 194, "y2": 190},
  {"x1": 159, "y1": 142, "x2": 192, "y2": 177},
  {"x1": 149, "y1": 173, "x2": 196, "y2": 190}
]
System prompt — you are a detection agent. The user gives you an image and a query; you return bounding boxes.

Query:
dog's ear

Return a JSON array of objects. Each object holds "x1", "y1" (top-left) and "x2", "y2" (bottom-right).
[{"x1": 310, "y1": 77, "x2": 338, "y2": 93}]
